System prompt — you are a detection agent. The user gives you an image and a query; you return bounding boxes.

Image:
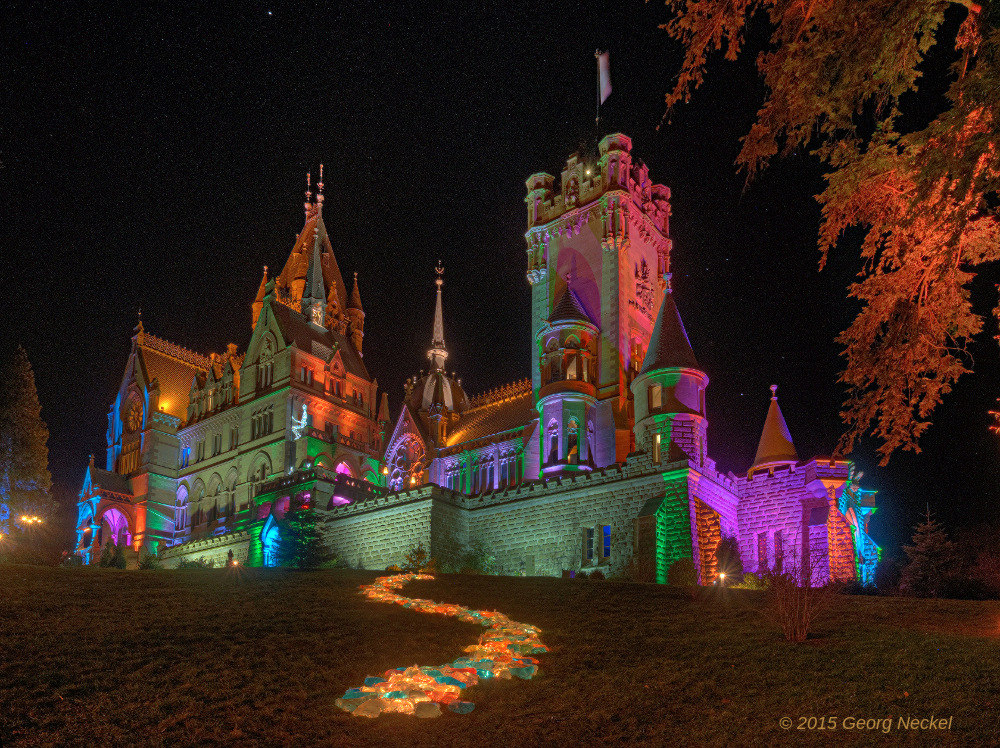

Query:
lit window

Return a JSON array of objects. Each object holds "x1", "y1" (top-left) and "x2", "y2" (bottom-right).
[
  {"x1": 653, "y1": 433, "x2": 661, "y2": 464},
  {"x1": 585, "y1": 528, "x2": 594, "y2": 561}
]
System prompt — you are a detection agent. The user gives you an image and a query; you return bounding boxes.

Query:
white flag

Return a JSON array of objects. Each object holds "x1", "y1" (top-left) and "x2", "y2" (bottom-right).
[{"x1": 597, "y1": 51, "x2": 612, "y2": 105}]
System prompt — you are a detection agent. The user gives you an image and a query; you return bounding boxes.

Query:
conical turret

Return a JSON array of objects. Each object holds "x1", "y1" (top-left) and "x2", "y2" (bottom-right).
[
  {"x1": 252, "y1": 266, "x2": 268, "y2": 328},
  {"x1": 630, "y1": 274, "x2": 708, "y2": 465},
  {"x1": 751, "y1": 384, "x2": 798, "y2": 471},
  {"x1": 345, "y1": 272, "x2": 365, "y2": 354},
  {"x1": 428, "y1": 263, "x2": 448, "y2": 371}
]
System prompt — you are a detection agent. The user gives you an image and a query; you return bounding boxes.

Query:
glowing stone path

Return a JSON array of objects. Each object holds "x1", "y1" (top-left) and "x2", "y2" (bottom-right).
[{"x1": 335, "y1": 573, "x2": 548, "y2": 718}]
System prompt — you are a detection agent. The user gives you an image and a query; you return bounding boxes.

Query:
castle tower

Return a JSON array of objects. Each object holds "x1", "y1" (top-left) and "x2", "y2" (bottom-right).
[
  {"x1": 300, "y1": 229, "x2": 326, "y2": 328},
  {"x1": 524, "y1": 133, "x2": 672, "y2": 470},
  {"x1": 749, "y1": 384, "x2": 798, "y2": 474},
  {"x1": 536, "y1": 281, "x2": 599, "y2": 475},
  {"x1": 346, "y1": 272, "x2": 364, "y2": 354},
  {"x1": 629, "y1": 274, "x2": 708, "y2": 466}
]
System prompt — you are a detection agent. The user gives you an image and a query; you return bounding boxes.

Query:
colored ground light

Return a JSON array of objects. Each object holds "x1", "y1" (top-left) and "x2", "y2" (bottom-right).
[{"x1": 335, "y1": 573, "x2": 549, "y2": 718}]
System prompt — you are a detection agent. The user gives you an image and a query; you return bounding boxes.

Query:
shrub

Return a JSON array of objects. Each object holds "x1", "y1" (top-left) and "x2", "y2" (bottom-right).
[
  {"x1": 402, "y1": 541, "x2": 437, "y2": 573},
  {"x1": 839, "y1": 580, "x2": 878, "y2": 596},
  {"x1": 99, "y1": 541, "x2": 127, "y2": 569},
  {"x1": 137, "y1": 550, "x2": 161, "y2": 570},
  {"x1": 900, "y1": 512, "x2": 958, "y2": 597},
  {"x1": 177, "y1": 557, "x2": 215, "y2": 569},
  {"x1": 938, "y1": 574, "x2": 999, "y2": 601},
  {"x1": 457, "y1": 540, "x2": 498, "y2": 575},
  {"x1": 385, "y1": 564, "x2": 402, "y2": 573},
  {"x1": 589, "y1": 568, "x2": 605, "y2": 581},
  {"x1": 714, "y1": 535, "x2": 744, "y2": 583},
  {"x1": 667, "y1": 557, "x2": 697, "y2": 587},
  {"x1": 733, "y1": 572, "x2": 769, "y2": 591},
  {"x1": 576, "y1": 570, "x2": 589, "y2": 580},
  {"x1": 765, "y1": 555, "x2": 837, "y2": 643},
  {"x1": 617, "y1": 554, "x2": 656, "y2": 584},
  {"x1": 874, "y1": 557, "x2": 902, "y2": 594},
  {"x1": 276, "y1": 507, "x2": 330, "y2": 569}
]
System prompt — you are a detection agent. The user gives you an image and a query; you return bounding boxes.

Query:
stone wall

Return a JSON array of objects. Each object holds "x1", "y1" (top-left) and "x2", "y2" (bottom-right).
[{"x1": 160, "y1": 530, "x2": 251, "y2": 568}]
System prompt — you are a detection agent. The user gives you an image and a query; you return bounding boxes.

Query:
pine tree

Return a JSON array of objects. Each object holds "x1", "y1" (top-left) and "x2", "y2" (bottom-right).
[
  {"x1": 901, "y1": 510, "x2": 958, "y2": 597},
  {"x1": 658, "y1": 0, "x2": 1000, "y2": 463},
  {"x1": 276, "y1": 507, "x2": 328, "y2": 569},
  {"x1": 0, "y1": 346, "x2": 53, "y2": 533}
]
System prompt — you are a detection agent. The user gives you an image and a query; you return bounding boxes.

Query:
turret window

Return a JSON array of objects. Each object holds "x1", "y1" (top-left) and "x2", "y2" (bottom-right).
[
  {"x1": 653, "y1": 433, "x2": 661, "y2": 465},
  {"x1": 649, "y1": 384, "x2": 663, "y2": 411}
]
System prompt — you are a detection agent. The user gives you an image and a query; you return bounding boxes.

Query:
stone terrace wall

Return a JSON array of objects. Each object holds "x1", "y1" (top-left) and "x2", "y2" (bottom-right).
[{"x1": 160, "y1": 530, "x2": 251, "y2": 568}]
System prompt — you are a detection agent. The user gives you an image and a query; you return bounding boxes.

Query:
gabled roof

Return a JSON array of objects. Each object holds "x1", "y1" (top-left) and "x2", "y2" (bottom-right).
[
  {"x1": 548, "y1": 287, "x2": 593, "y2": 325},
  {"x1": 137, "y1": 333, "x2": 209, "y2": 419},
  {"x1": 446, "y1": 382, "x2": 535, "y2": 447},
  {"x1": 270, "y1": 300, "x2": 370, "y2": 381},
  {"x1": 275, "y1": 212, "x2": 348, "y2": 313},
  {"x1": 751, "y1": 385, "x2": 799, "y2": 469},
  {"x1": 638, "y1": 288, "x2": 699, "y2": 375}
]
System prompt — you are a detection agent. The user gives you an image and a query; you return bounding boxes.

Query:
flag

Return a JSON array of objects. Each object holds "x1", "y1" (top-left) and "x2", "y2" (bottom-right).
[{"x1": 596, "y1": 51, "x2": 612, "y2": 105}]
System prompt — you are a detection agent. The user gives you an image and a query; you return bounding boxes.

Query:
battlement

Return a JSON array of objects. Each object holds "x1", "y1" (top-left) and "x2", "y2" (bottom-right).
[{"x1": 524, "y1": 133, "x2": 671, "y2": 235}]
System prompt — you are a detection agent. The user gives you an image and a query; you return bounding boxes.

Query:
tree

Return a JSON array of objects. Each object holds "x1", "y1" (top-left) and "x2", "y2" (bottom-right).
[
  {"x1": 659, "y1": 0, "x2": 1000, "y2": 463},
  {"x1": 901, "y1": 510, "x2": 958, "y2": 596},
  {"x1": 0, "y1": 345, "x2": 53, "y2": 533},
  {"x1": 714, "y1": 535, "x2": 744, "y2": 581},
  {"x1": 276, "y1": 506, "x2": 329, "y2": 569}
]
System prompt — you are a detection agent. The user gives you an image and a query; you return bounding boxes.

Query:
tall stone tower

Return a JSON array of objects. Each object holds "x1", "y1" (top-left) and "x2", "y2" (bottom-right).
[{"x1": 525, "y1": 133, "x2": 672, "y2": 472}]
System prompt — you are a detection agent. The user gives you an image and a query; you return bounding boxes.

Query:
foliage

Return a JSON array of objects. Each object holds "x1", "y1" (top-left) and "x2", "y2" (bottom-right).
[
  {"x1": 874, "y1": 556, "x2": 903, "y2": 594},
  {"x1": 732, "y1": 572, "x2": 770, "y2": 591},
  {"x1": 839, "y1": 580, "x2": 880, "y2": 596},
  {"x1": 589, "y1": 568, "x2": 606, "y2": 580},
  {"x1": 714, "y1": 535, "x2": 744, "y2": 581},
  {"x1": 457, "y1": 539, "x2": 498, "y2": 575},
  {"x1": 901, "y1": 511, "x2": 958, "y2": 596},
  {"x1": 765, "y1": 555, "x2": 838, "y2": 642},
  {"x1": 938, "y1": 573, "x2": 999, "y2": 599},
  {"x1": 177, "y1": 557, "x2": 215, "y2": 569},
  {"x1": 276, "y1": 507, "x2": 330, "y2": 570},
  {"x1": 617, "y1": 553, "x2": 658, "y2": 583},
  {"x1": 0, "y1": 345, "x2": 53, "y2": 531},
  {"x1": 667, "y1": 557, "x2": 698, "y2": 587},
  {"x1": 384, "y1": 564, "x2": 402, "y2": 573},
  {"x1": 401, "y1": 541, "x2": 437, "y2": 573},
  {"x1": 137, "y1": 549, "x2": 161, "y2": 570},
  {"x1": 659, "y1": 0, "x2": 1000, "y2": 462},
  {"x1": 99, "y1": 541, "x2": 127, "y2": 569}
]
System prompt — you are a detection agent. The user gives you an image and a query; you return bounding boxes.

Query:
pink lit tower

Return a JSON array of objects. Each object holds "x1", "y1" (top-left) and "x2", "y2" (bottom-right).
[{"x1": 525, "y1": 133, "x2": 672, "y2": 476}]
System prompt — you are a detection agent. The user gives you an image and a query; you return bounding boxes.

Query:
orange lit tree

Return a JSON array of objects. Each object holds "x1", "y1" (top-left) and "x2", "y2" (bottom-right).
[{"x1": 658, "y1": 0, "x2": 1000, "y2": 463}]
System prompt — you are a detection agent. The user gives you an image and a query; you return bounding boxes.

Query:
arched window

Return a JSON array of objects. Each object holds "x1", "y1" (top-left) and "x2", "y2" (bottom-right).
[
  {"x1": 547, "y1": 420, "x2": 559, "y2": 463},
  {"x1": 567, "y1": 418, "x2": 579, "y2": 464}
]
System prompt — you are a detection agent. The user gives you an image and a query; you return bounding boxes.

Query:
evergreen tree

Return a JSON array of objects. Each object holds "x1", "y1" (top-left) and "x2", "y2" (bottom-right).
[
  {"x1": 276, "y1": 507, "x2": 328, "y2": 569},
  {"x1": 714, "y1": 535, "x2": 744, "y2": 580},
  {"x1": 658, "y1": 0, "x2": 1000, "y2": 462},
  {"x1": 901, "y1": 511, "x2": 958, "y2": 597},
  {"x1": 0, "y1": 346, "x2": 53, "y2": 533}
]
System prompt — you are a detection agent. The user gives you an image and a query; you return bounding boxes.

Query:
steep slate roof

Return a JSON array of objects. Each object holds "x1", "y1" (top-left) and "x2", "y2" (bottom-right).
[
  {"x1": 275, "y1": 212, "x2": 348, "y2": 313},
  {"x1": 446, "y1": 384, "x2": 535, "y2": 447},
  {"x1": 138, "y1": 334, "x2": 209, "y2": 419},
  {"x1": 638, "y1": 289, "x2": 699, "y2": 375},
  {"x1": 270, "y1": 301, "x2": 370, "y2": 381},
  {"x1": 548, "y1": 287, "x2": 593, "y2": 325},
  {"x1": 751, "y1": 386, "x2": 799, "y2": 469}
]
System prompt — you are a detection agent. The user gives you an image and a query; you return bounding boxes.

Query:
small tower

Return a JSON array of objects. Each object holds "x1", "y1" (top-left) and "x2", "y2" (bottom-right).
[
  {"x1": 630, "y1": 274, "x2": 709, "y2": 466},
  {"x1": 345, "y1": 272, "x2": 365, "y2": 354},
  {"x1": 428, "y1": 263, "x2": 448, "y2": 371},
  {"x1": 300, "y1": 231, "x2": 326, "y2": 328},
  {"x1": 252, "y1": 266, "x2": 268, "y2": 329},
  {"x1": 749, "y1": 384, "x2": 798, "y2": 475},
  {"x1": 535, "y1": 277, "x2": 599, "y2": 475}
]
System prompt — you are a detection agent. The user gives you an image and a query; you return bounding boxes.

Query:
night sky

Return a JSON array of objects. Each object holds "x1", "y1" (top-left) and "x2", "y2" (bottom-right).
[{"x1": 3, "y1": 1, "x2": 997, "y2": 554}]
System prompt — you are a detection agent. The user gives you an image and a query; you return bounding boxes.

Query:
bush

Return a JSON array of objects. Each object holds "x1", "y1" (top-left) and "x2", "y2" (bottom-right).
[
  {"x1": 616, "y1": 554, "x2": 656, "y2": 584},
  {"x1": 874, "y1": 557, "x2": 902, "y2": 594},
  {"x1": 714, "y1": 535, "x2": 744, "y2": 583},
  {"x1": 457, "y1": 540, "x2": 498, "y2": 575},
  {"x1": 575, "y1": 570, "x2": 589, "y2": 580},
  {"x1": 765, "y1": 556, "x2": 837, "y2": 643},
  {"x1": 385, "y1": 564, "x2": 402, "y2": 573},
  {"x1": 99, "y1": 541, "x2": 127, "y2": 569},
  {"x1": 177, "y1": 557, "x2": 215, "y2": 569},
  {"x1": 839, "y1": 580, "x2": 879, "y2": 596},
  {"x1": 938, "y1": 574, "x2": 999, "y2": 600},
  {"x1": 402, "y1": 541, "x2": 437, "y2": 573},
  {"x1": 733, "y1": 572, "x2": 769, "y2": 591},
  {"x1": 589, "y1": 568, "x2": 605, "y2": 580},
  {"x1": 667, "y1": 557, "x2": 697, "y2": 587},
  {"x1": 137, "y1": 550, "x2": 161, "y2": 570}
]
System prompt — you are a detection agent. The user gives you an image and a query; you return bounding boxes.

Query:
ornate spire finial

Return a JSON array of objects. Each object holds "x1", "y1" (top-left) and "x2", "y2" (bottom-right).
[
  {"x1": 435, "y1": 260, "x2": 444, "y2": 287},
  {"x1": 428, "y1": 263, "x2": 448, "y2": 370},
  {"x1": 664, "y1": 272, "x2": 673, "y2": 293},
  {"x1": 304, "y1": 171, "x2": 313, "y2": 217},
  {"x1": 316, "y1": 163, "x2": 325, "y2": 210},
  {"x1": 263, "y1": 265, "x2": 268, "y2": 278},
  {"x1": 770, "y1": 384, "x2": 778, "y2": 400}
]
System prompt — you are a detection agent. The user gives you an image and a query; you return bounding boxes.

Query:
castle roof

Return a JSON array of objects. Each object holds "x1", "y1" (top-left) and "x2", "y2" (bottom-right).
[
  {"x1": 548, "y1": 287, "x2": 593, "y2": 325},
  {"x1": 270, "y1": 300, "x2": 369, "y2": 381},
  {"x1": 88, "y1": 465, "x2": 133, "y2": 497},
  {"x1": 275, "y1": 212, "x2": 348, "y2": 314},
  {"x1": 751, "y1": 385, "x2": 799, "y2": 469},
  {"x1": 136, "y1": 332, "x2": 209, "y2": 420},
  {"x1": 638, "y1": 285, "x2": 699, "y2": 375},
  {"x1": 445, "y1": 379, "x2": 535, "y2": 447},
  {"x1": 348, "y1": 272, "x2": 363, "y2": 312}
]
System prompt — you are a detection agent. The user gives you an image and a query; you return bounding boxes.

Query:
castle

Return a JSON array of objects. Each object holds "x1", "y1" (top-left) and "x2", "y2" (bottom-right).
[{"x1": 74, "y1": 135, "x2": 880, "y2": 584}]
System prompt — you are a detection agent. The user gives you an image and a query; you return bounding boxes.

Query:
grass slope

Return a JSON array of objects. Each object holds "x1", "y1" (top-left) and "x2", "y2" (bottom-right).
[{"x1": 1, "y1": 567, "x2": 999, "y2": 747}]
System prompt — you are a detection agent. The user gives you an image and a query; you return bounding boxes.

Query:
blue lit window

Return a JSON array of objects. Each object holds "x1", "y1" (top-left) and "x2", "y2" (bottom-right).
[{"x1": 602, "y1": 525, "x2": 611, "y2": 558}]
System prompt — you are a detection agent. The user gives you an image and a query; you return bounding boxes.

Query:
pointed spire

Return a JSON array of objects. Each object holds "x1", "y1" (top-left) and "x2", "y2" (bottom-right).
[
  {"x1": 316, "y1": 163, "x2": 324, "y2": 212},
  {"x1": 304, "y1": 171, "x2": 313, "y2": 219},
  {"x1": 638, "y1": 273, "x2": 698, "y2": 375},
  {"x1": 377, "y1": 391, "x2": 390, "y2": 423},
  {"x1": 348, "y1": 271, "x2": 363, "y2": 311},
  {"x1": 549, "y1": 280, "x2": 593, "y2": 325},
  {"x1": 428, "y1": 262, "x2": 448, "y2": 371},
  {"x1": 251, "y1": 265, "x2": 269, "y2": 328},
  {"x1": 301, "y1": 229, "x2": 326, "y2": 326},
  {"x1": 751, "y1": 384, "x2": 799, "y2": 469}
]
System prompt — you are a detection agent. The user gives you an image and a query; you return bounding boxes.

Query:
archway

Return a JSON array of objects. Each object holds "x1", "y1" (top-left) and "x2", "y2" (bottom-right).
[{"x1": 100, "y1": 507, "x2": 132, "y2": 547}]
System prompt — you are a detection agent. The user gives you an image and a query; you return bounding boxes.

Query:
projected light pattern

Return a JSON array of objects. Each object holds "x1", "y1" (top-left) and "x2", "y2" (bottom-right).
[{"x1": 336, "y1": 573, "x2": 548, "y2": 718}]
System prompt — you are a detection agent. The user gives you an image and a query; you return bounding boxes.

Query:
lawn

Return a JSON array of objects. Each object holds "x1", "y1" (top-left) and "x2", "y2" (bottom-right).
[{"x1": 1, "y1": 567, "x2": 998, "y2": 747}]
